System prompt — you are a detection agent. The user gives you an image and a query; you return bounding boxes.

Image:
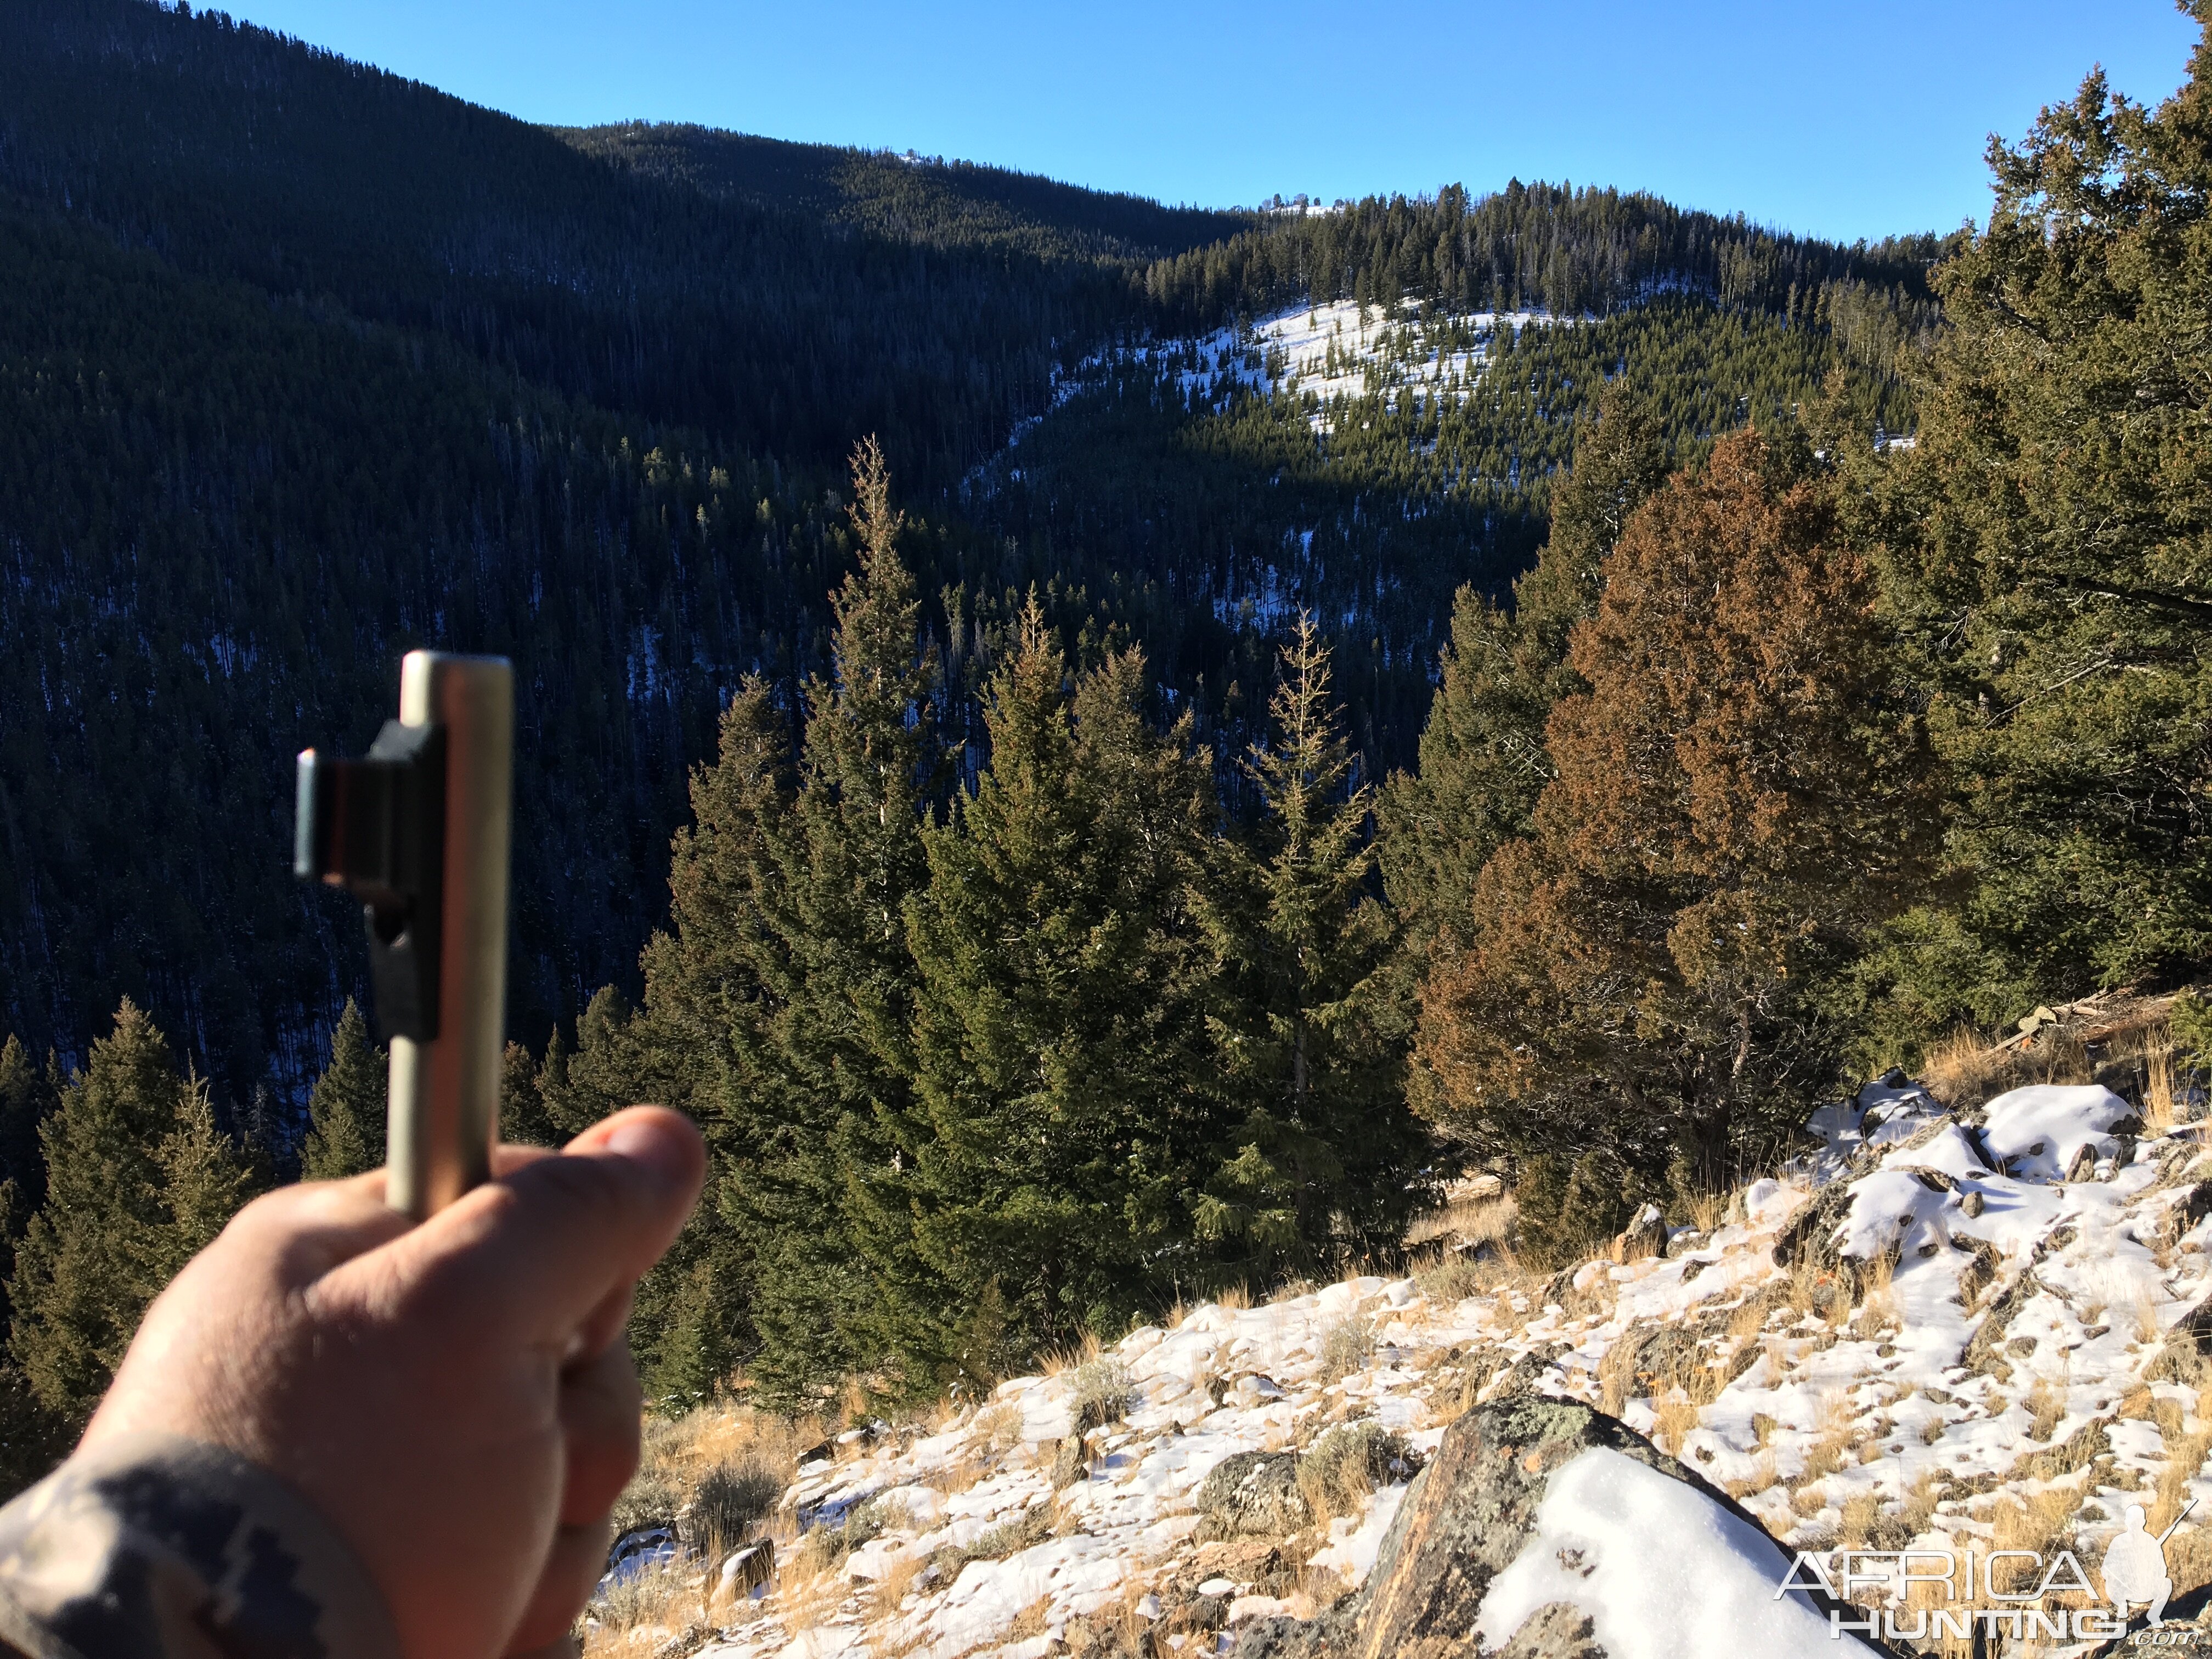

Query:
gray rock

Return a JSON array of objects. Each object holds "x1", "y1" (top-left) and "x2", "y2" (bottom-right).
[
  {"x1": 1196, "y1": 1450, "x2": 1310, "y2": 1538},
  {"x1": 1051, "y1": 1436, "x2": 1087, "y2": 1489},
  {"x1": 1230, "y1": 1394, "x2": 1895, "y2": 1659},
  {"x1": 717, "y1": 1538, "x2": 774, "y2": 1598},
  {"x1": 1770, "y1": 1180, "x2": 1855, "y2": 1269},
  {"x1": 1492, "y1": 1601, "x2": 1608, "y2": 1658},
  {"x1": 1960, "y1": 1268, "x2": 2042, "y2": 1382},
  {"x1": 1612, "y1": 1203, "x2": 1668, "y2": 1263}
]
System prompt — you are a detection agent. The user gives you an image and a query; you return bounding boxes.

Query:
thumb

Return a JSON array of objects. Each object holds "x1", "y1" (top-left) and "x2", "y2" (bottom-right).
[{"x1": 356, "y1": 1107, "x2": 704, "y2": 1350}]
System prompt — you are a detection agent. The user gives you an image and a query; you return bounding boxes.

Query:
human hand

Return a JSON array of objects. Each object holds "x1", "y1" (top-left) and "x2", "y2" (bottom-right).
[{"x1": 80, "y1": 1105, "x2": 706, "y2": 1659}]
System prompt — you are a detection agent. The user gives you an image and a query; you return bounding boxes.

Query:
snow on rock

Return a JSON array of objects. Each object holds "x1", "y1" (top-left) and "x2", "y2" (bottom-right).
[
  {"x1": 1474, "y1": 1447, "x2": 1836, "y2": 1657},
  {"x1": 691, "y1": 1077, "x2": 2212, "y2": 1659},
  {"x1": 1980, "y1": 1083, "x2": 2135, "y2": 1180}
]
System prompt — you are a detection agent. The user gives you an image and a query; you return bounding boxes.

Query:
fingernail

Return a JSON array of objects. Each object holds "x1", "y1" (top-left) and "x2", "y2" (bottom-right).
[{"x1": 604, "y1": 1116, "x2": 691, "y2": 1192}]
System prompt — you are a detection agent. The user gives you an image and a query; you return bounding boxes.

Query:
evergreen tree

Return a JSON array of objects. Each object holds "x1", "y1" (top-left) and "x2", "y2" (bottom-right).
[
  {"x1": 1858, "y1": 20, "x2": 2212, "y2": 1031},
  {"x1": 636, "y1": 680, "x2": 794, "y2": 1401},
  {"x1": 0, "y1": 1039, "x2": 54, "y2": 1325},
  {"x1": 300, "y1": 1000, "x2": 386, "y2": 1181},
  {"x1": 0, "y1": 1038, "x2": 49, "y2": 1210},
  {"x1": 1378, "y1": 388, "x2": 1669, "y2": 960},
  {"x1": 1415, "y1": 433, "x2": 1939, "y2": 1185},
  {"x1": 8, "y1": 1002, "x2": 185, "y2": 1424},
  {"x1": 1199, "y1": 615, "x2": 1432, "y2": 1284},
  {"x1": 538, "y1": 986, "x2": 661, "y2": 1141},
  {"x1": 499, "y1": 1040, "x2": 555, "y2": 1148},
  {"x1": 633, "y1": 438, "x2": 947, "y2": 1404},
  {"x1": 901, "y1": 610, "x2": 1217, "y2": 1373},
  {"x1": 142, "y1": 1072, "x2": 256, "y2": 1288},
  {"x1": 725, "y1": 439, "x2": 947, "y2": 1402}
]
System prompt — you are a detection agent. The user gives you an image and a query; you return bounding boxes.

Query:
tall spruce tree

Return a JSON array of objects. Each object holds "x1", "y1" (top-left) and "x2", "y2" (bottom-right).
[
  {"x1": 300, "y1": 1000, "x2": 386, "y2": 1181},
  {"x1": 8, "y1": 1002, "x2": 189, "y2": 1424},
  {"x1": 642, "y1": 437, "x2": 947, "y2": 1405},
  {"x1": 901, "y1": 611, "x2": 1217, "y2": 1373},
  {"x1": 1415, "y1": 433, "x2": 1939, "y2": 1204},
  {"x1": 142, "y1": 1072, "x2": 256, "y2": 1288},
  {"x1": 1199, "y1": 615, "x2": 1431, "y2": 1284},
  {"x1": 538, "y1": 987, "x2": 661, "y2": 1140},
  {"x1": 0, "y1": 1039, "x2": 54, "y2": 1323},
  {"x1": 499, "y1": 1040, "x2": 555, "y2": 1148},
  {"x1": 636, "y1": 680, "x2": 793, "y2": 1402},
  {"x1": 0, "y1": 1038, "x2": 49, "y2": 1215},
  {"x1": 1378, "y1": 388, "x2": 1669, "y2": 961}
]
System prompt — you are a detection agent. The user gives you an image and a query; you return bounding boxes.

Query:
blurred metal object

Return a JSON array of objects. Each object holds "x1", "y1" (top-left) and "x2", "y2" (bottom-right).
[
  {"x1": 296, "y1": 650, "x2": 513, "y2": 1219},
  {"x1": 386, "y1": 652, "x2": 512, "y2": 1218}
]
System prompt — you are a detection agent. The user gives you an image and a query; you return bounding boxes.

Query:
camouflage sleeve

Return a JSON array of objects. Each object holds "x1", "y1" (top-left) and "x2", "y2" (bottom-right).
[{"x1": 0, "y1": 1431, "x2": 400, "y2": 1659}]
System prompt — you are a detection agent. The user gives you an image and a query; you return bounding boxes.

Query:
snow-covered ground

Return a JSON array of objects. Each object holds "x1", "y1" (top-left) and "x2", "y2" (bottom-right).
[
  {"x1": 1118, "y1": 298, "x2": 1568, "y2": 428},
  {"x1": 959, "y1": 296, "x2": 1568, "y2": 505},
  {"x1": 670, "y1": 1073, "x2": 2212, "y2": 1658}
]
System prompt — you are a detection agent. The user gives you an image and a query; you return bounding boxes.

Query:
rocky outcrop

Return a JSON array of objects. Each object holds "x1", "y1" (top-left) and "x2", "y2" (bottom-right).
[
  {"x1": 1233, "y1": 1395, "x2": 1894, "y2": 1659},
  {"x1": 1197, "y1": 1450, "x2": 1311, "y2": 1539}
]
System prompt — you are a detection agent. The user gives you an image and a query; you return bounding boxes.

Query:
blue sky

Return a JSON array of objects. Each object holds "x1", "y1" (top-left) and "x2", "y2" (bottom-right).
[{"x1": 224, "y1": 1, "x2": 2200, "y2": 243}]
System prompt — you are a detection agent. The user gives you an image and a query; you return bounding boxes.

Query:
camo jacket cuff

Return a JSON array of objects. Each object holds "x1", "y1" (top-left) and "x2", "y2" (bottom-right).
[{"x1": 0, "y1": 1431, "x2": 400, "y2": 1659}]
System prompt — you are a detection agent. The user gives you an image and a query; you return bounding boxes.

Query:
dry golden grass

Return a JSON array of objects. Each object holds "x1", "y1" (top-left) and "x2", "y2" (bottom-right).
[
  {"x1": 867, "y1": 1548, "x2": 928, "y2": 1617},
  {"x1": 1725, "y1": 1295, "x2": 1770, "y2": 1352},
  {"x1": 1921, "y1": 1023, "x2": 2104, "y2": 1113},
  {"x1": 976, "y1": 1402, "x2": 1023, "y2": 1452},
  {"x1": 1883, "y1": 1483, "x2": 2095, "y2": 1659},
  {"x1": 2150, "y1": 1391, "x2": 2212, "y2": 1539},
  {"x1": 1404, "y1": 1194, "x2": 1517, "y2": 1252},
  {"x1": 1598, "y1": 1334, "x2": 1640, "y2": 1418},
  {"x1": 631, "y1": 1402, "x2": 821, "y2": 1510},
  {"x1": 1003, "y1": 1594, "x2": 1053, "y2": 1641},
  {"x1": 1846, "y1": 1255, "x2": 1900, "y2": 1344},
  {"x1": 2133, "y1": 1291, "x2": 2164, "y2": 1346},
  {"x1": 2024, "y1": 1375, "x2": 2067, "y2": 1443},
  {"x1": 1836, "y1": 1491, "x2": 1882, "y2": 1546},
  {"x1": 1793, "y1": 1395, "x2": 1859, "y2": 1487},
  {"x1": 1990, "y1": 1485, "x2": 2085, "y2": 1585},
  {"x1": 1723, "y1": 1449, "x2": 1779, "y2": 1500},
  {"x1": 582, "y1": 1398, "x2": 878, "y2": 1652},
  {"x1": 1785, "y1": 1259, "x2": 1847, "y2": 1328},
  {"x1": 1651, "y1": 1389, "x2": 1702, "y2": 1456},
  {"x1": 1921, "y1": 1026, "x2": 2011, "y2": 1110},
  {"x1": 1215, "y1": 1282, "x2": 1254, "y2": 1313},
  {"x1": 2147, "y1": 1045, "x2": 2183, "y2": 1133},
  {"x1": 1297, "y1": 1423, "x2": 1405, "y2": 1522},
  {"x1": 1039, "y1": 1330, "x2": 1104, "y2": 1378},
  {"x1": 582, "y1": 1558, "x2": 706, "y2": 1656}
]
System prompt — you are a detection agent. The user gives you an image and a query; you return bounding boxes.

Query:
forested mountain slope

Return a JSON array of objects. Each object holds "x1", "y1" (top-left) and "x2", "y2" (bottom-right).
[
  {"x1": 0, "y1": 0, "x2": 1945, "y2": 1116},
  {"x1": 0, "y1": 0, "x2": 1138, "y2": 485},
  {"x1": 557, "y1": 124, "x2": 1253, "y2": 265},
  {"x1": 0, "y1": 199, "x2": 852, "y2": 1097}
]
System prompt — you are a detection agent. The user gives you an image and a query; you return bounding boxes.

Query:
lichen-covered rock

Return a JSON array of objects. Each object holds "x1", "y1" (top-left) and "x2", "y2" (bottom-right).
[
  {"x1": 1231, "y1": 1395, "x2": 1893, "y2": 1659},
  {"x1": 1197, "y1": 1449, "x2": 1310, "y2": 1538}
]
